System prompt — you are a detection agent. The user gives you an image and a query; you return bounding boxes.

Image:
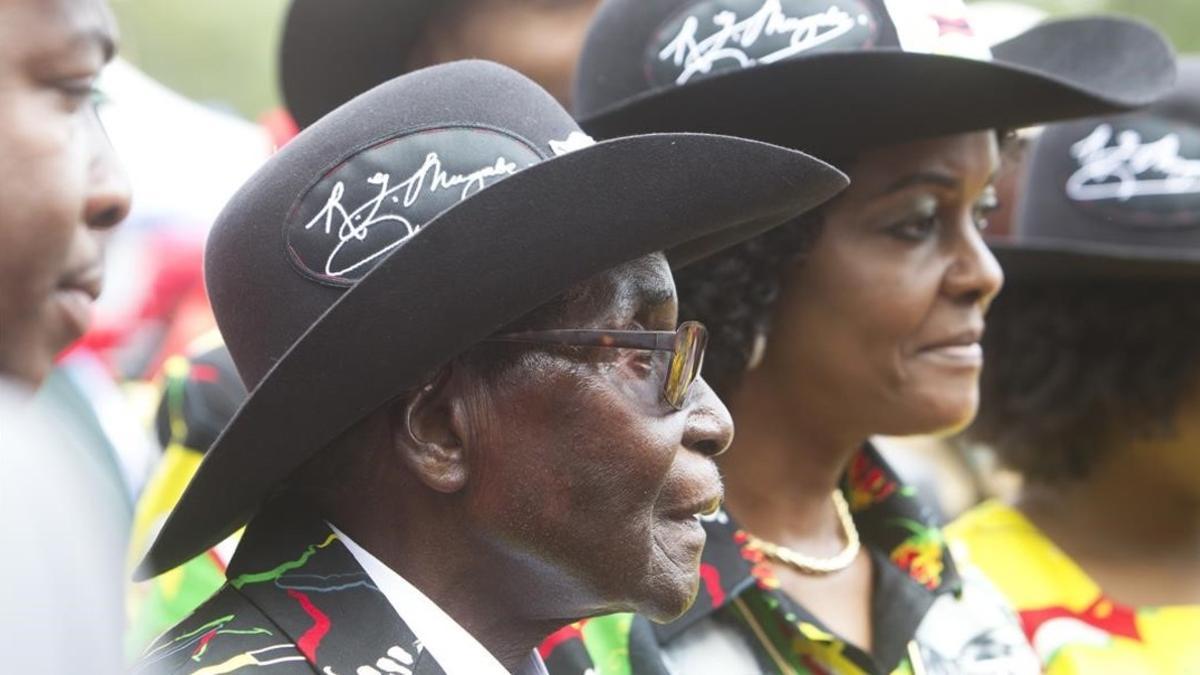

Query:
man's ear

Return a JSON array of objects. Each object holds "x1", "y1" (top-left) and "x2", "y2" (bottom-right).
[{"x1": 389, "y1": 367, "x2": 470, "y2": 494}]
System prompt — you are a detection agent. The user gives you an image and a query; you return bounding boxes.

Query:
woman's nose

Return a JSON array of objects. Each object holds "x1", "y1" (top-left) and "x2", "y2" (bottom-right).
[{"x1": 945, "y1": 223, "x2": 1004, "y2": 307}]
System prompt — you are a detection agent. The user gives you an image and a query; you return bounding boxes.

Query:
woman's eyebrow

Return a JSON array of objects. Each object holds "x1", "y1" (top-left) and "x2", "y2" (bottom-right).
[{"x1": 876, "y1": 171, "x2": 960, "y2": 197}]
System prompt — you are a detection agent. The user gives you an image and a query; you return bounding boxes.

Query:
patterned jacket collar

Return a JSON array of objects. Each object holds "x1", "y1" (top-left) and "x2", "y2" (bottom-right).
[
  {"x1": 654, "y1": 443, "x2": 961, "y2": 655},
  {"x1": 224, "y1": 497, "x2": 447, "y2": 674}
]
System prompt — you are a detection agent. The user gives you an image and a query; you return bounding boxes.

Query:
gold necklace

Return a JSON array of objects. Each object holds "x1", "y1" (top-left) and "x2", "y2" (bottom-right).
[{"x1": 742, "y1": 490, "x2": 861, "y2": 575}]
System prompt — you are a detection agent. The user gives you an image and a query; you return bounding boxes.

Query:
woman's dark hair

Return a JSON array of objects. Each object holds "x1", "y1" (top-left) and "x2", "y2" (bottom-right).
[
  {"x1": 970, "y1": 282, "x2": 1200, "y2": 483},
  {"x1": 675, "y1": 210, "x2": 826, "y2": 398}
]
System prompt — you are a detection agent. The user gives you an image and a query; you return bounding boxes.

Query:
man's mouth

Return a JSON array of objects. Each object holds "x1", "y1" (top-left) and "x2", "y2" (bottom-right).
[
  {"x1": 55, "y1": 264, "x2": 104, "y2": 336},
  {"x1": 668, "y1": 492, "x2": 724, "y2": 523},
  {"x1": 59, "y1": 264, "x2": 103, "y2": 301}
]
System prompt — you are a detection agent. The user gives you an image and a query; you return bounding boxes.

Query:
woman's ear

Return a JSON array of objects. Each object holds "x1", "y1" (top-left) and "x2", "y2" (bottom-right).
[{"x1": 389, "y1": 367, "x2": 470, "y2": 494}]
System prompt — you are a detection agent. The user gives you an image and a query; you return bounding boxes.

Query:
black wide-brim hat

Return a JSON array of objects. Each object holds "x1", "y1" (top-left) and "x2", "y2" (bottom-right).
[
  {"x1": 990, "y1": 56, "x2": 1200, "y2": 282},
  {"x1": 574, "y1": 0, "x2": 1177, "y2": 158},
  {"x1": 281, "y1": 0, "x2": 439, "y2": 128},
  {"x1": 136, "y1": 60, "x2": 847, "y2": 578}
]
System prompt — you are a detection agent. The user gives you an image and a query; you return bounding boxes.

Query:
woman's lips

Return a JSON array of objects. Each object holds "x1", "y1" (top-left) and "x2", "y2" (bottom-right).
[{"x1": 916, "y1": 342, "x2": 983, "y2": 368}]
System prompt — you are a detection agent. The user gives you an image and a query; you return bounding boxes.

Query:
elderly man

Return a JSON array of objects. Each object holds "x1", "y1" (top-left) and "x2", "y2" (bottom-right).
[
  {"x1": 134, "y1": 61, "x2": 846, "y2": 674},
  {"x1": 129, "y1": 0, "x2": 606, "y2": 647}
]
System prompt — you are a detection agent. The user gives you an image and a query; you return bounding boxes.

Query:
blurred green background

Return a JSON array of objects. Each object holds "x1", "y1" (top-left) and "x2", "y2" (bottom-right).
[{"x1": 111, "y1": 0, "x2": 1200, "y2": 121}]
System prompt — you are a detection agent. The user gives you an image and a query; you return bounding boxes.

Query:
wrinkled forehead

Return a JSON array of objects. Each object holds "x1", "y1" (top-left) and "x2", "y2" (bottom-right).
[{"x1": 558, "y1": 252, "x2": 676, "y2": 324}]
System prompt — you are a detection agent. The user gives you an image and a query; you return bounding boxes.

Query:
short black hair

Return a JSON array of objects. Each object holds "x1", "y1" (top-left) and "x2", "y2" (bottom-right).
[
  {"x1": 674, "y1": 211, "x2": 826, "y2": 399},
  {"x1": 970, "y1": 282, "x2": 1200, "y2": 483}
]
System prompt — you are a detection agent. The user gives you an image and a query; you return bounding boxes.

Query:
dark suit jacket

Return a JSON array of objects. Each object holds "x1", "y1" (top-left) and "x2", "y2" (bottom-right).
[{"x1": 136, "y1": 499, "x2": 447, "y2": 674}]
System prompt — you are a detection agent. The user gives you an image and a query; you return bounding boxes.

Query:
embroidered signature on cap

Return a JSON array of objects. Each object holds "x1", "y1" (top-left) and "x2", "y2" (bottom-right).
[
  {"x1": 1067, "y1": 123, "x2": 1200, "y2": 203},
  {"x1": 651, "y1": 0, "x2": 878, "y2": 87},
  {"x1": 285, "y1": 127, "x2": 542, "y2": 286}
]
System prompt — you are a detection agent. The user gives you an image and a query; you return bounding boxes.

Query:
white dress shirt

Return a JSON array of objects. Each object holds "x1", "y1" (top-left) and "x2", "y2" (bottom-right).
[{"x1": 331, "y1": 525, "x2": 548, "y2": 675}]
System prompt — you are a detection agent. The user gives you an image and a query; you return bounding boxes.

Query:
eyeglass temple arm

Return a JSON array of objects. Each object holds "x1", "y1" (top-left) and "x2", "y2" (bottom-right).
[{"x1": 487, "y1": 329, "x2": 677, "y2": 352}]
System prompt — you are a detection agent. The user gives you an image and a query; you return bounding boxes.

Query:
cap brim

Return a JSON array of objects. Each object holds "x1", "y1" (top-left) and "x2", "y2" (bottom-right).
[
  {"x1": 990, "y1": 238, "x2": 1200, "y2": 282},
  {"x1": 136, "y1": 132, "x2": 848, "y2": 579},
  {"x1": 280, "y1": 0, "x2": 439, "y2": 128},
  {"x1": 580, "y1": 17, "x2": 1176, "y2": 158}
]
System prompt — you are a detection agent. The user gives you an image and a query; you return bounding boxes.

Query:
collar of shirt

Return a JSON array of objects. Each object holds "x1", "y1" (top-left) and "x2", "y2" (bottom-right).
[
  {"x1": 331, "y1": 524, "x2": 548, "y2": 675},
  {"x1": 653, "y1": 442, "x2": 963, "y2": 670}
]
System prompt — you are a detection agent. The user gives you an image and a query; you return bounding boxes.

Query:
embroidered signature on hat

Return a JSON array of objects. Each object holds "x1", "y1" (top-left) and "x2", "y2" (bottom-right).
[
  {"x1": 1067, "y1": 123, "x2": 1200, "y2": 203},
  {"x1": 285, "y1": 127, "x2": 543, "y2": 285},
  {"x1": 649, "y1": 0, "x2": 880, "y2": 87}
]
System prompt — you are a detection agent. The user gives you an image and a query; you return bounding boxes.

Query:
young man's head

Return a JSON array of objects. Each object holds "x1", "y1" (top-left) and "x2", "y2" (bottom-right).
[
  {"x1": 0, "y1": 0, "x2": 130, "y2": 386},
  {"x1": 405, "y1": 0, "x2": 600, "y2": 107},
  {"x1": 282, "y1": 0, "x2": 602, "y2": 128}
]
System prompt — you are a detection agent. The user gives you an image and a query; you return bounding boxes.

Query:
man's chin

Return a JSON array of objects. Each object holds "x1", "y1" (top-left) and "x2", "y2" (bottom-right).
[
  {"x1": 636, "y1": 567, "x2": 703, "y2": 624},
  {"x1": 643, "y1": 578, "x2": 700, "y2": 619}
]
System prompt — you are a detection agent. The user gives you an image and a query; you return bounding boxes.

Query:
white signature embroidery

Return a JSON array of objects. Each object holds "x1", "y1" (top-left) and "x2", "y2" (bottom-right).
[
  {"x1": 303, "y1": 153, "x2": 519, "y2": 278},
  {"x1": 1067, "y1": 123, "x2": 1200, "y2": 202},
  {"x1": 658, "y1": 0, "x2": 862, "y2": 85}
]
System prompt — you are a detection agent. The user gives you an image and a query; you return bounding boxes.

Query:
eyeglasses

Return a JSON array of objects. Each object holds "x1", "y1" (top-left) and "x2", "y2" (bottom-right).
[{"x1": 486, "y1": 321, "x2": 708, "y2": 410}]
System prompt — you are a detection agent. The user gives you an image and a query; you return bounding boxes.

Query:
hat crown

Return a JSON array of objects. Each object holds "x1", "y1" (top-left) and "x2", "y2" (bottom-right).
[
  {"x1": 1015, "y1": 57, "x2": 1200, "y2": 255},
  {"x1": 207, "y1": 61, "x2": 590, "y2": 391},
  {"x1": 576, "y1": 0, "x2": 989, "y2": 120}
]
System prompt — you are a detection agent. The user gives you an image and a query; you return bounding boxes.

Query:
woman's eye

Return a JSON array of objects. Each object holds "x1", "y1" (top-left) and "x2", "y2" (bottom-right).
[
  {"x1": 886, "y1": 196, "x2": 940, "y2": 242},
  {"x1": 889, "y1": 213, "x2": 939, "y2": 241},
  {"x1": 973, "y1": 188, "x2": 1001, "y2": 232}
]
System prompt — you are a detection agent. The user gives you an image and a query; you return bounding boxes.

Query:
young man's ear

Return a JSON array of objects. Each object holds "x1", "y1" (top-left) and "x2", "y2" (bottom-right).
[{"x1": 389, "y1": 367, "x2": 470, "y2": 494}]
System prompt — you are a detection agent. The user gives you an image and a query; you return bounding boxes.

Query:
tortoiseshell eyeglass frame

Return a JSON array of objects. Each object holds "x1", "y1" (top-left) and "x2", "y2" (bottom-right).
[{"x1": 485, "y1": 321, "x2": 708, "y2": 410}]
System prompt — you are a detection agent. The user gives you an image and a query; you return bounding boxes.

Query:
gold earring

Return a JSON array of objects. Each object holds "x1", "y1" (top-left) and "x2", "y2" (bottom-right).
[{"x1": 747, "y1": 331, "x2": 768, "y2": 371}]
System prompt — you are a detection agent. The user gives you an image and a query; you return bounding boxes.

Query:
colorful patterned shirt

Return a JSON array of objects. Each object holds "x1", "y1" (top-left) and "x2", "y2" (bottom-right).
[
  {"x1": 948, "y1": 500, "x2": 1200, "y2": 674},
  {"x1": 540, "y1": 446, "x2": 1038, "y2": 674},
  {"x1": 126, "y1": 338, "x2": 246, "y2": 655}
]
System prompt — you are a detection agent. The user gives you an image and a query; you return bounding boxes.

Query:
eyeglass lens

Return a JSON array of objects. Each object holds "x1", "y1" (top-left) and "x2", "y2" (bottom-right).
[{"x1": 665, "y1": 322, "x2": 707, "y2": 409}]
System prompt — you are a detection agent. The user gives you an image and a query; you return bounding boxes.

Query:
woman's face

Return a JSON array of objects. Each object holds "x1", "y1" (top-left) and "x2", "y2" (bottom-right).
[{"x1": 766, "y1": 131, "x2": 1003, "y2": 439}]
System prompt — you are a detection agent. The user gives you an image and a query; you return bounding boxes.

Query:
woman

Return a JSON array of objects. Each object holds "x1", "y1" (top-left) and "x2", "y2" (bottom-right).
[
  {"x1": 949, "y1": 57, "x2": 1200, "y2": 674},
  {"x1": 539, "y1": 1, "x2": 1176, "y2": 673}
]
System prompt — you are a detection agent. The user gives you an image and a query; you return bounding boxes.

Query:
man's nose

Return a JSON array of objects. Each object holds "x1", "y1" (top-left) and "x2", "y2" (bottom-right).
[
  {"x1": 83, "y1": 111, "x2": 131, "y2": 231},
  {"x1": 681, "y1": 378, "x2": 735, "y2": 457}
]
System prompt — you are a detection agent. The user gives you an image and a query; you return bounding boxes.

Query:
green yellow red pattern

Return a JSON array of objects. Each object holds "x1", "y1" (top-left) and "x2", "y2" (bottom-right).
[
  {"x1": 126, "y1": 337, "x2": 247, "y2": 657},
  {"x1": 948, "y1": 500, "x2": 1200, "y2": 674},
  {"x1": 541, "y1": 445, "x2": 1036, "y2": 674}
]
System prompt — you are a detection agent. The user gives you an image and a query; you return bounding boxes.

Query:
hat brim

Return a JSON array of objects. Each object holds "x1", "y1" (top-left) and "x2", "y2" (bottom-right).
[
  {"x1": 136, "y1": 132, "x2": 847, "y2": 578},
  {"x1": 580, "y1": 17, "x2": 1176, "y2": 158},
  {"x1": 990, "y1": 238, "x2": 1200, "y2": 282},
  {"x1": 281, "y1": 0, "x2": 438, "y2": 128}
]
